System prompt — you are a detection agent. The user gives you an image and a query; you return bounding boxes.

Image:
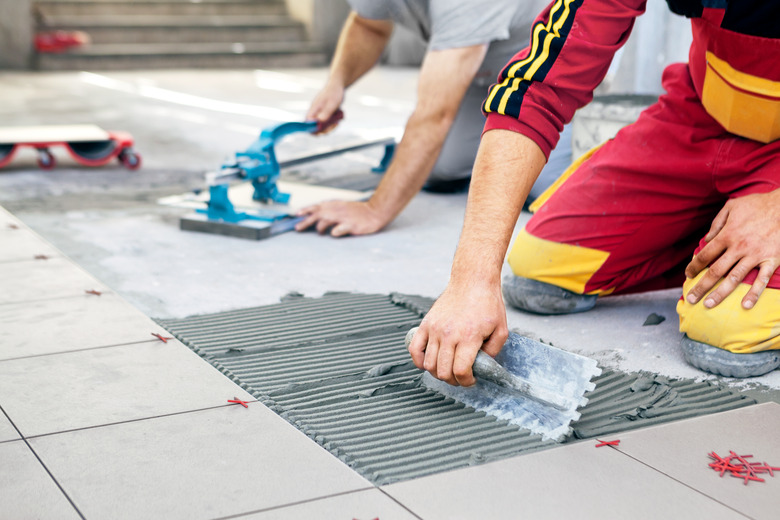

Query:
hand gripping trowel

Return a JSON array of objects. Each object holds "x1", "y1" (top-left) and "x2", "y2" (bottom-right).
[{"x1": 406, "y1": 327, "x2": 602, "y2": 441}]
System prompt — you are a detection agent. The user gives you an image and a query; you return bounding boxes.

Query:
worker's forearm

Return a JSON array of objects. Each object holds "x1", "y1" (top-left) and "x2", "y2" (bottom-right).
[
  {"x1": 328, "y1": 13, "x2": 392, "y2": 89},
  {"x1": 450, "y1": 130, "x2": 546, "y2": 285},
  {"x1": 367, "y1": 108, "x2": 453, "y2": 221}
]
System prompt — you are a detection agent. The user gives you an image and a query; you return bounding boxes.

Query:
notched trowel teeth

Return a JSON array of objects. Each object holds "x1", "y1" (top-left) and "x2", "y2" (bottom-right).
[{"x1": 405, "y1": 328, "x2": 602, "y2": 441}]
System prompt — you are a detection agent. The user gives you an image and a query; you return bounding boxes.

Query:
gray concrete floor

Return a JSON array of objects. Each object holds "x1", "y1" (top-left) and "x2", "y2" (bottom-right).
[{"x1": 1, "y1": 67, "x2": 778, "y2": 403}]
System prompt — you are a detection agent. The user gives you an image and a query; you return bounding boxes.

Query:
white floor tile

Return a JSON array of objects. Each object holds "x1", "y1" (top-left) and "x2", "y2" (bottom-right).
[
  {"x1": 0, "y1": 225, "x2": 61, "y2": 263},
  {"x1": 384, "y1": 440, "x2": 745, "y2": 520},
  {"x1": 0, "y1": 440, "x2": 81, "y2": 520},
  {"x1": 612, "y1": 402, "x2": 780, "y2": 520},
  {"x1": 0, "y1": 292, "x2": 173, "y2": 360},
  {"x1": 0, "y1": 256, "x2": 107, "y2": 305},
  {"x1": 0, "y1": 341, "x2": 254, "y2": 436},
  {"x1": 237, "y1": 489, "x2": 418, "y2": 519},
  {"x1": 0, "y1": 411, "x2": 19, "y2": 443},
  {"x1": 30, "y1": 404, "x2": 371, "y2": 520}
]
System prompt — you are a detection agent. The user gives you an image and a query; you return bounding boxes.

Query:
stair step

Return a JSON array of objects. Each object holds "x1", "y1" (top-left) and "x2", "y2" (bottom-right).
[
  {"x1": 36, "y1": 41, "x2": 328, "y2": 70},
  {"x1": 40, "y1": 15, "x2": 306, "y2": 44},
  {"x1": 35, "y1": 0, "x2": 287, "y2": 17}
]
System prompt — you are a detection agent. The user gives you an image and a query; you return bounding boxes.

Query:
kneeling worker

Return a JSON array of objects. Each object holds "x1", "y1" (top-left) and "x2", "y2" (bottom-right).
[{"x1": 410, "y1": 0, "x2": 780, "y2": 381}]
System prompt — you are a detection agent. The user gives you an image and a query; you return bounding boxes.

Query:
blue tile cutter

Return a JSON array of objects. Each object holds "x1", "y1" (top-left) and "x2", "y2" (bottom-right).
[{"x1": 181, "y1": 110, "x2": 396, "y2": 239}]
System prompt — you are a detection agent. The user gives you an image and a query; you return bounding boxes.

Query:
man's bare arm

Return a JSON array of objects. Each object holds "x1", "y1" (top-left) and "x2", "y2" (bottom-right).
[
  {"x1": 408, "y1": 129, "x2": 546, "y2": 386},
  {"x1": 297, "y1": 43, "x2": 489, "y2": 236},
  {"x1": 306, "y1": 13, "x2": 393, "y2": 127}
]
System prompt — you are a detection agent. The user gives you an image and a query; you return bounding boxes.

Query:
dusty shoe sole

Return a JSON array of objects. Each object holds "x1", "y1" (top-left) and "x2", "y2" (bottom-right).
[
  {"x1": 502, "y1": 275, "x2": 597, "y2": 315},
  {"x1": 680, "y1": 335, "x2": 780, "y2": 378}
]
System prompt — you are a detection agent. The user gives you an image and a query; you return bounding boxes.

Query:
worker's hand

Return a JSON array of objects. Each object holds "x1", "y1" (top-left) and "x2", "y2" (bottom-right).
[
  {"x1": 408, "y1": 280, "x2": 508, "y2": 386},
  {"x1": 294, "y1": 200, "x2": 389, "y2": 237},
  {"x1": 685, "y1": 190, "x2": 780, "y2": 310},
  {"x1": 306, "y1": 82, "x2": 344, "y2": 135}
]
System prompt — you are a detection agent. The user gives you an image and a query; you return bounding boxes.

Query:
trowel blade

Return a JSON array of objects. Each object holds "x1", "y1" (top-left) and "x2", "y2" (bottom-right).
[{"x1": 422, "y1": 333, "x2": 601, "y2": 441}]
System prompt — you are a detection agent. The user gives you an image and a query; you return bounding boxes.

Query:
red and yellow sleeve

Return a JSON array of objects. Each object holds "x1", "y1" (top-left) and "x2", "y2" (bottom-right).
[{"x1": 482, "y1": 0, "x2": 648, "y2": 157}]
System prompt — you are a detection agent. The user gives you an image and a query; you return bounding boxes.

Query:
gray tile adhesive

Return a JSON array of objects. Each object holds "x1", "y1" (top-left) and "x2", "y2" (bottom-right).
[{"x1": 157, "y1": 292, "x2": 756, "y2": 485}]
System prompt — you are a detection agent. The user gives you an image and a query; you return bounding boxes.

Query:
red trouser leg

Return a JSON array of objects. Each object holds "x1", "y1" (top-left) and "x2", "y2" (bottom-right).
[{"x1": 508, "y1": 63, "x2": 780, "y2": 353}]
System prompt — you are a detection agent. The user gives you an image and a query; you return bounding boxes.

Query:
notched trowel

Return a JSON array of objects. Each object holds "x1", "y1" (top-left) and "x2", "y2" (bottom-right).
[{"x1": 406, "y1": 328, "x2": 602, "y2": 441}]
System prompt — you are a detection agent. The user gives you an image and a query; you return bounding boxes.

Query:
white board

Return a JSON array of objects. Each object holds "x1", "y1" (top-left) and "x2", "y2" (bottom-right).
[{"x1": 0, "y1": 125, "x2": 111, "y2": 145}]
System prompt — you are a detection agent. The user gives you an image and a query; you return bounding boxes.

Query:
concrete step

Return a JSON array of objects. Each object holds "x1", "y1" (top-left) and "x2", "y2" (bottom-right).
[
  {"x1": 35, "y1": 41, "x2": 328, "y2": 70},
  {"x1": 41, "y1": 15, "x2": 306, "y2": 44},
  {"x1": 35, "y1": 0, "x2": 287, "y2": 17}
]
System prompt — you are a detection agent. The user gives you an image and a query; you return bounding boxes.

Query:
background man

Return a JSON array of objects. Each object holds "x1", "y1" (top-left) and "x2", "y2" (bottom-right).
[{"x1": 294, "y1": 0, "x2": 564, "y2": 237}]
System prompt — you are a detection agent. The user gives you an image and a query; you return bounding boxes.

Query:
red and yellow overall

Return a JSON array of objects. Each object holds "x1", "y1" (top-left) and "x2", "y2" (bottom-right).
[{"x1": 482, "y1": 0, "x2": 780, "y2": 354}]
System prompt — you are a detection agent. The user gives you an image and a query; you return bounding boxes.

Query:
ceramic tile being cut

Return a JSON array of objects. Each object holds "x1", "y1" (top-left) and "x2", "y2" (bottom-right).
[
  {"x1": 0, "y1": 256, "x2": 107, "y2": 305},
  {"x1": 29, "y1": 404, "x2": 371, "y2": 520},
  {"x1": 0, "y1": 224, "x2": 61, "y2": 263},
  {"x1": 162, "y1": 293, "x2": 755, "y2": 485},
  {"x1": 0, "y1": 441, "x2": 81, "y2": 520},
  {"x1": 0, "y1": 292, "x2": 171, "y2": 360},
  {"x1": 382, "y1": 440, "x2": 745, "y2": 520},
  {"x1": 612, "y1": 402, "x2": 780, "y2": 520},
  {"x1": 237, "y1": 489, "x2": 418, "y2": 520},
  {"x1": 0, "y1": 341, "x2": 253, "y2": 437}
]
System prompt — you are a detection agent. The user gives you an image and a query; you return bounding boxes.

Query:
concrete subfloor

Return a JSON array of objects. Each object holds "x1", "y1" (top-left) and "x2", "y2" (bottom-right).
[{"x1": 1, "y1": 69, "x2": 779, "y2": 518}]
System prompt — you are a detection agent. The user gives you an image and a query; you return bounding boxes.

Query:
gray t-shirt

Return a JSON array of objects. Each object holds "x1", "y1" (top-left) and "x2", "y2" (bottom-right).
[{"x1": 348, "y1": 0, "x2": 549, "y2": 83}]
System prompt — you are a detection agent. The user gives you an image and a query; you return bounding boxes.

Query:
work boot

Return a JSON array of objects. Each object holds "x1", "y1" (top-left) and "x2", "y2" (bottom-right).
[
  {"x1": 680, "y1": 335, "x2": 780, "y2": 378},
  {"x1": 502, "y1": 275, "x2": 598, "y2": 315}
]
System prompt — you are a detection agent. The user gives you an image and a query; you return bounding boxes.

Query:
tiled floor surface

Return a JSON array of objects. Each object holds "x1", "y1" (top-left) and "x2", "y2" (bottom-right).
[{"x1": 3, "y1": 205, "x2": 779, "y2": 519}]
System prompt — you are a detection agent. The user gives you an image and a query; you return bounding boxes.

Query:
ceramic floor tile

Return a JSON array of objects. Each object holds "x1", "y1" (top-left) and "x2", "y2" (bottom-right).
[
  {"x1": 0, "y1": 440, "x2": 81, "y2": 520},
  {"x1": 612, "y1": 402, "x2": 780, "y2": 520},
  {"x1": 0, "y1": 224, "x2": 61, "y2": 263},
  {"x1": 236, "y1": 489, "x2": 418, "y2": 520},
  {"x1": 0, "y1": 341, "x2": 254, "y2": 436},
  {"x1": 0, "y1": 256, "x2": 107, "y2": 305},
  {"x1": 30, "y1": 404, "x2": 371, "y2": 520},
  {"x1": 0, "y1": 410, "x2": 20, "y2": 443},
  {"x1": 0, "y1": 292, "x2": 172, "y2": 360},
  {"x1": 384, "y1": 441, "x2": 746, "y2": 520}
]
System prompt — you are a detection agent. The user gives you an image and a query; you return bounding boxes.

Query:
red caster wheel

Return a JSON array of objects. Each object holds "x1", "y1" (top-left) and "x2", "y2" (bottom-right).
[
  {"x1": 36, "y1": 148, "x2": 55, "y2": 170},
  {"x1": 118, "y1": 148, "x2": 141, "y2": 170}
]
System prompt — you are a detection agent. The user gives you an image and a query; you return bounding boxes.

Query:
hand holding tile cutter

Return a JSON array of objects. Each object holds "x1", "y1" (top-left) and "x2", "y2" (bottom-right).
[{"x1": 179, "y1": 110, "x2": 396, "y2": 240}]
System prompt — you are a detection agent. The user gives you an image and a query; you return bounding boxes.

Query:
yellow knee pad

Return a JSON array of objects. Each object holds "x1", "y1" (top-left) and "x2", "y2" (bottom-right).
[
  {"x1": 507, "y1": 229, "x2": 613, "y2": 296},
  {"x1": 677, "y1": 270, "x2": 780, "y2": 354}
]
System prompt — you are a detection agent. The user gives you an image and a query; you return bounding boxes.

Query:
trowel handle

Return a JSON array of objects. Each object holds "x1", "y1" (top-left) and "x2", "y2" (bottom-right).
[{"x1": 313, "y1": 109, "x2": 344, "y2": 133}]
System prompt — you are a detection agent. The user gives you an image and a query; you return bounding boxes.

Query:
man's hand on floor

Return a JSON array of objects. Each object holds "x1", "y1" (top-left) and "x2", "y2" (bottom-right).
[
  {"x1": 685, "y1": 190, "x2": 780, "y2": 309},
  {"x1": 408, "y1": 280, "x2": 508, "y2": 387},
  {"x1": 294, "y1": 199, "x2": 389, "y2": 237}
]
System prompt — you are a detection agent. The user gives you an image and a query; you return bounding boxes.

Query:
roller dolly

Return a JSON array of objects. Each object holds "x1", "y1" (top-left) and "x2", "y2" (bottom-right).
[
  {"x1": 0, "y1": 124, "x2": 141, "y2": 170},
  {"x1": 180, "y1": 110, "x2": 396, "y2": 240}
]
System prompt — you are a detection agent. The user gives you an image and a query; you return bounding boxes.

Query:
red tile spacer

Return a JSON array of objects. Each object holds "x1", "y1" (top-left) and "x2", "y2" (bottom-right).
[
  {"x1": 228, "y1": 398, "x2": 250, "y2": 408},
  {"x1": 8, "y1": 223, "x2": 19, "y2": 229},
  {"x1": 595, "y1": 439, "x2": 620, "y2": 447},
  {"x1": 85, "y1": 289, "x2": 102, "y2": 296},
  {"x1": 34, "y1": 254, "x2": 49, "y2": 260},
  {"x1": 151, "y1": 332, "x2": 173, "y2": 343}
]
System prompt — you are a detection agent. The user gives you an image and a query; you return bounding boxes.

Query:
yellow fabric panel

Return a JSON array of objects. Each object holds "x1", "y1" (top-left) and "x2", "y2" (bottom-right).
[
  {"x1": 677, "y1": 270, "x2": 780, "y2": 354},
  {"x1": 508, "y1": 228, "x2": 612, "y2": 295},
  {"x1": 528, "y1": 143, "x2": 602, "y2": 213},
  {"x1": 702, "y1": 51, "x2": 780, "y2": 143}
]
